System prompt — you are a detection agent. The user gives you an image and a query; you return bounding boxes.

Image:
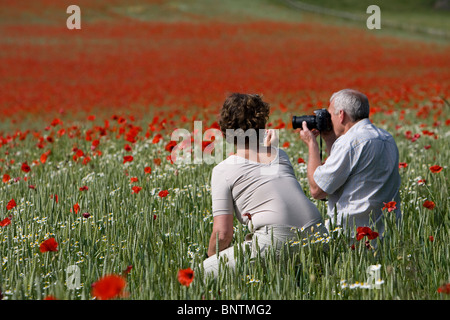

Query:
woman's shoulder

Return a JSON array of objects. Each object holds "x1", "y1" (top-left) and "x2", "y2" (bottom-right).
[{"x1": 212, "y1": 155, "x2": 238, "y2": 172}]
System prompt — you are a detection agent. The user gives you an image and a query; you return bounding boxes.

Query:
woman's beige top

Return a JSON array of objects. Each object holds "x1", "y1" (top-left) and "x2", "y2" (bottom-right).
[{"x1": 211, "y1": 147, "x2": 323, "y2": 230}]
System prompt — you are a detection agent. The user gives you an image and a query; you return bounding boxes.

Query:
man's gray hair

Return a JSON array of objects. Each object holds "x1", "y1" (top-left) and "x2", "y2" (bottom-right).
[{"x1": 330, "y1": 89, "x2": 370, "y2": 122}]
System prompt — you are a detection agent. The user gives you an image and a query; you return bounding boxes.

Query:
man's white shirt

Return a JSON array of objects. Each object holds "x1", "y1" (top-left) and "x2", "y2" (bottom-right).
[{"x1": 314, "y1": 118, "x2": 401, "y2": 236}]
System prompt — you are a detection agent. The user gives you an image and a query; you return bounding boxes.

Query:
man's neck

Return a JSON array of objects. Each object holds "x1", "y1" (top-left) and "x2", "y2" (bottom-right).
[{"x1": 342, "y1": 118, "x2": 366, "y2": 135}]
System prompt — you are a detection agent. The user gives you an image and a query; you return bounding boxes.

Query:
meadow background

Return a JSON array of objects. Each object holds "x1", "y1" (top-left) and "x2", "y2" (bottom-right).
[{"x1": 0, "y1": 0, "x2": 449, "y2": 300}]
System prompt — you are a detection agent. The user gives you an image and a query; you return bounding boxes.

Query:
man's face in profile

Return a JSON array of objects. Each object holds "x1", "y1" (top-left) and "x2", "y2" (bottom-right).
[{"x1": 327, "y1": 100, "x2": 342, "y2": 137}]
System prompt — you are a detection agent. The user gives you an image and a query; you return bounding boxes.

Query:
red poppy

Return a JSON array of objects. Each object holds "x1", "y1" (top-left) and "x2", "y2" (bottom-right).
[
  {"x1": 165, "y1": 141, "x2": 177, "y2": 153},
  {"x1": 398, "y1": 162, "x2": 408, "y2": 169},
  {"x1": 124, "y1": 144, "x2": 132, "y2": 152},
  {"x1": 437, "y1": 283, "x2": 450, "y2": 295},
  {"x1": 117, "y1": 116, "x2": 126, "y2": 124},
  {"x1": 297, "y1": 157, "x2": 305, "y2": 164},
  {"x1": 158, "y1": 190, "x2": 169, "y2": 198},
  {"x1": 417, "y1": 179, "x2": 426, "y2": 186},
  {"x1": 411, "y1": 133, "x2": 420, "y2": 142},
  {"x1": 2, "y1": 174, "x2": 10, "y2": 183},
  {"x1": 152, "y1": 134, "x2": 163, "y2": 144},
  {"x1": 93, "y1": 150, "x2": 103, "y2": 157},
  {"x1": 82, "y1": 156, "x2": 91, "y2": 165},
  {"x1": 125, "y1": 126, "x2": 140, "y2": 143},
  {"x1": 73, "y1": 203, "x2": 80, "y2": 214},
  {"x1": 282, "y1": 141, "x2": 290, "y2": 148},
  {"x1": 91, "y1": 139, "x2": 100, "y2": 150},
  {"x1": 79, "y1": 185, "x2": 89, "y2": 191},
  {"x1": 423, "y1": 200, "x2": 435, "y2": 210},
  {"x1": 51, "y1": 118, "x2": 62, "y2": 127},
  {"x1": 428, "y1": 236, "x2": 434, "y2": 242},
  {"x1": 75, "y1": 149, "x2": 84, "y2": 158},
  {"x1": 178, "y1": 268, "x2": 194, "y2": 287},
  {"x1": 429, "y1": 165, "x2": 443, "y2": 173},
  {"x1": 51, "y1": 194, "x2": 59, "y2": 203},
  {"x1": 209, "y1": 121, "x2": 220, "y2": 130},
  {"x1": 6, "y1": 199, "x2": 16, "y2": 210},
  {"x1": 91, "y1": 274, "x2": 127, "y2": 300},
  {"x1": 382, "y1": 201, "x2": 397, "y2": 213},
  {"x1": 131, "y1": 186, "x2": 142, "y2": 194},
  {"x1": 274, "y1": 121, "x2": 285, "y2": 129},
  {"x1": 202, "y1": 141, "x2": 213, "y2": 152},
  {"x1": 21, "y1": 162, "x2": 31, "y2": 173},
  {"x1": 40, "y1": 150, "x2": 51, "y2": 164},
  {"x1": 122, "y1": 265, "x2": 133, "y2": 276},
  {"x1": 123, "y1": 155, "x2": 133, "y2": 164},
  {"x1": 356, "y1": 226, "x2": 379, "y2": 241},
  {"x1": 144, "y1": 166, "x2": 152, "y2": 174},
  {"x1": 0, "y1": 217, "x2": 11, "y2": 227},
  {"x1": 43, "y1": 295, "x2": 58, "y2": 300},
  {"x1": 166, "y1": 154, "x2": 174, "y2": 164},
  {"x1": 40, "y1": 237, "x2": 58, "y2": 253},
  {"x1": 130, "y1": 177, "x2": 138, "y2": 183},
  {"x1": 154, "y1": 158, "x2": 162, "y2": 166}
]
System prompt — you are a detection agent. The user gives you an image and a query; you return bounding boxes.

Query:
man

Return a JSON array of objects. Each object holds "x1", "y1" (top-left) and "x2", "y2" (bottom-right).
[{"x1": 299, "y1": 89, "x2": 401, "y2": 240}]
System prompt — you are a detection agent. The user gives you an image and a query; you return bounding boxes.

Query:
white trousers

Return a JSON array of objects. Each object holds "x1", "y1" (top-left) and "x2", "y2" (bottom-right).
[{"x1": 202, "y1": 223, "x2": 329, "y2": 279}]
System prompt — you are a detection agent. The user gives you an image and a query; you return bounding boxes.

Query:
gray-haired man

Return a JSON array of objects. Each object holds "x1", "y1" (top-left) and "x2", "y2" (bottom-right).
[{"x1": 299, "y1": 89, "x2": 401, "y2": 241}]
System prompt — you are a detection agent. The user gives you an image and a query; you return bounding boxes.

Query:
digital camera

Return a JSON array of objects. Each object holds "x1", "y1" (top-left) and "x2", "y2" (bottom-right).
[{"x1": 292, "y1": 109, "x2": 333, "y2": 132}]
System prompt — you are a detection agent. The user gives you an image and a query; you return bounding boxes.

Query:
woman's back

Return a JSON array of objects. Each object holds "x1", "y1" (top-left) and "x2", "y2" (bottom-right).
[{"x1": 211, "y1": 148, "x2": 323, "y2": 231}]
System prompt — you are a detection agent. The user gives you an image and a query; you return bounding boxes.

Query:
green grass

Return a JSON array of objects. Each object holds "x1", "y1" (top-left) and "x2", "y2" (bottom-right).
[{"x1": 110, "y1": 0, "x2": 307, "y2": 23}]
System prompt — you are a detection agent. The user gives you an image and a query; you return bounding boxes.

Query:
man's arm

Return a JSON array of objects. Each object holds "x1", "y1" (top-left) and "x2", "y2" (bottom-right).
[
  {"x1": 207, "y1": 214, "x2": 234, "y2": 257},
  {"x1": 299, "y1": 122, "x2": 328, "y2": 200}
]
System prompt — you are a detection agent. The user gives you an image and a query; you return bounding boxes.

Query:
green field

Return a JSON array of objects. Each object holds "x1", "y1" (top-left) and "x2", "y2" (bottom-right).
[
  {"x1": 289, "y1": 0, "x2": 450, "y2": 30},
  {"x1": 0, "y1": 108, "x2": 448, "y2": 300}
]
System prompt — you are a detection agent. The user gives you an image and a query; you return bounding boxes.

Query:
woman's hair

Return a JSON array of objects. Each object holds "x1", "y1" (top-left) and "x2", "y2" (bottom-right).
[{"x1": 219, "y1": 93, "x2": 270, "y2": 146}]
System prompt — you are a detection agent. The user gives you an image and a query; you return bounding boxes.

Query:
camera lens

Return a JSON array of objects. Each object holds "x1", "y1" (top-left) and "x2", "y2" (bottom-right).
[{"x1": 292, "y1": 115, "x2": 317, "y2": 130}]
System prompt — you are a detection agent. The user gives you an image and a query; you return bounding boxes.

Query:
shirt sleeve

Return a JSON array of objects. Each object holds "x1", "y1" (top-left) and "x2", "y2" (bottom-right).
[
  {"x1": 211, "y1": 166, "x2": 234, "y2": 216},
  {"x1": 313, "y1": 143, "x2": 353, "y2": 195}
]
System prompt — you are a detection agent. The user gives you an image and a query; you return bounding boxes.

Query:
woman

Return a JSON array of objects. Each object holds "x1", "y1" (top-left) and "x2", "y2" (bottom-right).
[{"x1": 202, "y1": 93, "x2": 328, "y2": 278}]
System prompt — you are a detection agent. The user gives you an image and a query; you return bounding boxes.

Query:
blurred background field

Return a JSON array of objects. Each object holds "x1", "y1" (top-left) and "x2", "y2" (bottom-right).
[{"x1": 1, "y1": 0, "x2": 449, "y2": 127}]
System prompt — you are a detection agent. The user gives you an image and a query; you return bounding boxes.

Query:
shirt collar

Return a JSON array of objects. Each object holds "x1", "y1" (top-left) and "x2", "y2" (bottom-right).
[{"x1": 346, "y1": 118, "x2": 371, "y2": 135}]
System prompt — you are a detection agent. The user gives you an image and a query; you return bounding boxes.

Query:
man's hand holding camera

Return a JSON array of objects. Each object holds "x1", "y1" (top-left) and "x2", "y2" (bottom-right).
[
  {"x1": 299, "y1": 121, "x2": 336, "y2": 157},
  {"x1": 298, "y1": 121, "x2": 320, "y2": 147},
  {"x1": 296, "y1": 108, "x2": 336, "y2": 159},
  {"x1": 297, "y1": 120, "x2": 329, "y2": 200}
]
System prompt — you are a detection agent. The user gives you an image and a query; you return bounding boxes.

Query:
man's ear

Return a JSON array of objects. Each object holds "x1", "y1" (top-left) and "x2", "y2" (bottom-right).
[{"x1": 339, "y1": 109, "x2": 345, "y2": 124}]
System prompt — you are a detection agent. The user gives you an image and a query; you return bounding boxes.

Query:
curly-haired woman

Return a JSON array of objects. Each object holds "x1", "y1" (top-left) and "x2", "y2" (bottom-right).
[{"x1": 202, "y1": 93, "x2": 328, "y2": 279}]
